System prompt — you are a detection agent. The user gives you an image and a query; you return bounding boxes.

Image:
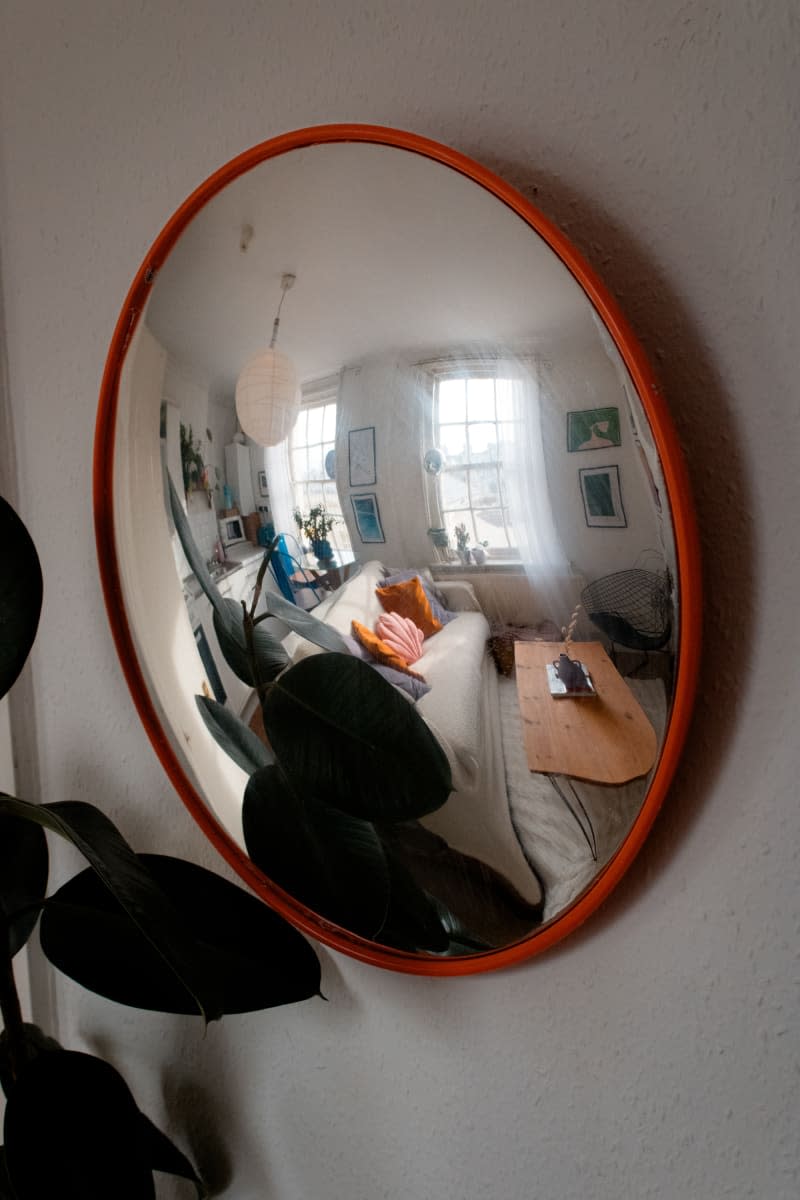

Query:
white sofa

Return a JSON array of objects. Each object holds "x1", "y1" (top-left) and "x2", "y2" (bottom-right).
[{"x1": 283, "y1": 560, "x2": 544, "y2": 909}]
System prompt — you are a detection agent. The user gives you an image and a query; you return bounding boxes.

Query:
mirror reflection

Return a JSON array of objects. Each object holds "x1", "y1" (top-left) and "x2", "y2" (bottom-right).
[{"x1": 114, "y1": 141, "x2": 676, "y2": 956}]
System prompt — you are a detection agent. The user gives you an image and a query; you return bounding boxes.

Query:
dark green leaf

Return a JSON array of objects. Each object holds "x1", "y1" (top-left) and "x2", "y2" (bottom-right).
[
  {"x1": 195, "y1": 695, "x2": 273, "y2": 775},
  {"x1": 0, "y1": 497, "x2": 43, "y2": 701},
  {"x1": 374, "y1": 851, "x2": 450, "y2": 954},
  {"x1": 213, "y1": 599, "x2": 289, "y2": 687},
  {"x1": 137, "y1": 1112, "x2": 207, "y2": 1198},
  {"x1": 40, "y1": 855, "x2": 321, "y2": 1014},
  {"x1": 4, "y1": 1050, "x2": 155, "y2": 1199},
  {"x1": 0, "y1": 814, "x2": 48, "y2": 956},
  {"x1": 0, "y1": 796, "x2": 223, "y2": 1023},
  {"x1": 264, "y1": 654, "x2": 452, "y2": 822},
  {"x1": 243, "y1": 766, "x2": 390, "y2": 939},
  {"x1": 263, "y1": 590, "x2": 351, "y2": 653},
  {"x1": 0, "y1": 1023, "x2": 61, "y2": 1099},
  {"x1": 0, "y1": 1149, "x2": 16, "y2": 1200},
  {"x1": 167, "y1": 476, "x2": 224, "y2": 617},
  {"x1": 379, "y1": 821, "x2": 542, "y2": 950}
]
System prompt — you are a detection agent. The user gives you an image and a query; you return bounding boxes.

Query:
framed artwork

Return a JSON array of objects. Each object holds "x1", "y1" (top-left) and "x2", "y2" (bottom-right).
[
  {"x1": 567, "y1": 406, "x2": 621, "y2": 452},
  {"x1": 579, "y1": 465, "x2": 627, "y2": 528},
  {"x1": 257, "y1": 469, "x2": 269, "y2": 497},
  {"x1": 348, "y1": 426, "x2": 377, "y2": 486},
  {"x1": 350, "y1": 493, "x2": 385, "y2": 543}
]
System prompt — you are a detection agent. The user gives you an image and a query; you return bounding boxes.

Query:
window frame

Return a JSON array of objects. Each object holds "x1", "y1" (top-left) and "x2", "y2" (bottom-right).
[
  {"x1": 288, "y1": 381, "x2": 351, "y2": 557},
  {"x1": 432, "y1": 366, "x2": 517, "y2": 555}
]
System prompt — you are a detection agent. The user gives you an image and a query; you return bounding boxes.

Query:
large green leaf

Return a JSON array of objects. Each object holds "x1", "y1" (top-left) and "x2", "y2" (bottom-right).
[
  {"x1": 242, "y1": 766, "x2": 390, "y2": 939},
  {"x1": 0, "y1": 497, "x2": 43, "y2": 701},
  {"x1": 264, "y1": 654, "x2": 452, "y2": 822},
  {"x1": 195, "y1": 695, "x2": 273, "y2": 775},
  {"x1": 39, "y1": 854, "x2": 321, "y2": 1014},
  {"x1": 4, "y1": 1050, "x2": 155, "y2": 1198},
  {"x1": 136, "y1": 1112, "x2": 207, "y2": 1198},
  {"x1": 167, "y1": 476, "x2": 224, "y2": 617},
  {"x1": 373, "y1": 851, "x2": 450, "y2": 954},
  {"x1": 213, "y1": 599, "x2": 289, "y2": 688},
  {"x1": 262, "y1": 590, "x2": 351, "y2": 653},
  {"x1": 0, "y1": 813, "x2": 48, "y2": 956},
  {"x1": 0, "y1": 1149, "x2": 16, "y2": 1200},
  {"x1": 0, "y1": 1024, "x2": 61, "y2": 1099},
  {"x1": 0, "y1": 797, "x2": 223, "y2": 1023}
]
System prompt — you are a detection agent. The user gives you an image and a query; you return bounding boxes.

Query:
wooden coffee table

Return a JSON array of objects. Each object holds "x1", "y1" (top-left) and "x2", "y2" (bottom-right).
[
  {"x1": 514, "y1": 641, "x2": 658, "y2": 859},
  {"x1": 514, "y1": 641, "x2": 657, "y2": 784}
]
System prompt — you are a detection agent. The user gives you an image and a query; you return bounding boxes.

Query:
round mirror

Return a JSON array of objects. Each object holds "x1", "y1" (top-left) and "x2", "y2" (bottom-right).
[{"x1": 95, "y1": 125, "x2": 700, "y2": 974}]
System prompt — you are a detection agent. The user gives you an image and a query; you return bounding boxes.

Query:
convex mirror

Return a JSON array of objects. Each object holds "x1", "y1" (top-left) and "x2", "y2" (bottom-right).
[{"x1": 95, "y1": 125, "x2": 700, "y2": 975}]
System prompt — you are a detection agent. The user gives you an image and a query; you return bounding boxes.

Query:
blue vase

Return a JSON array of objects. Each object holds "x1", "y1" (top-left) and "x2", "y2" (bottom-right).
[{"x1": 313, "y1": 538, "x2": 333, "y2": 563}]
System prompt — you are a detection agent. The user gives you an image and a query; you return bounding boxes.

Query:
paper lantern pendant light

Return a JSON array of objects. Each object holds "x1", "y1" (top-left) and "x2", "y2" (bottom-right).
[{"x1": 235, "y1": 273, "x2": 300, "y2": 446}]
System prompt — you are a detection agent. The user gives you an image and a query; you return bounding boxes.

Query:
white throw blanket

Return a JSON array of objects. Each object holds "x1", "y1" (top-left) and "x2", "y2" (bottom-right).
[{"x1": 499, "y1": 674, "x2": 667, "y2": 920}]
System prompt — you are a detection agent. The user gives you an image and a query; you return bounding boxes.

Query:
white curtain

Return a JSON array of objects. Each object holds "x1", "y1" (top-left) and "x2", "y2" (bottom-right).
[
  {"x1": 500, "y1": 358, "x2": 580, "y2": 627},
  {"x1": 264, "y1": 438, "x2": 295, "y2": 539}
]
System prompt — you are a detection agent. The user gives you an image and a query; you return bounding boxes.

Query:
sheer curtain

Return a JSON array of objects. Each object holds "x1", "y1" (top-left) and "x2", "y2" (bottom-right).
[
  {"x1": 264, "y1": 438, "x2": 296, "y2": 539},
  {"x1": 500, "y1": 358, "x2": 579, "y2": 626}
]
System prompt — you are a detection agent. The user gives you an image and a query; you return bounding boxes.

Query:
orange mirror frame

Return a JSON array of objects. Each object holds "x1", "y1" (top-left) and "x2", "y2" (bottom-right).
[{"x1": 94, "y1": 124, "x2": 701, "y2": 976}]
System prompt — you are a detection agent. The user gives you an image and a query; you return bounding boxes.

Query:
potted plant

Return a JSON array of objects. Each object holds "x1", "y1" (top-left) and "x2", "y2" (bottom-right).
[
  {"x1": 180, "y1": 423, "x2": 219, "y2": 508},
  {"x1": 453, "y1": 522, "x2": 472, "y2": 565},
  {"x1": 299, "y1": 506, "x2": 337, "y2": 562},
  {"x1": 0, "y1": 495, "x2": 321, "y2": 1198}
]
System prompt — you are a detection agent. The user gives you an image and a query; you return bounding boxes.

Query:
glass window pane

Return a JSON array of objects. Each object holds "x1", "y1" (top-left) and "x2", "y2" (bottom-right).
[
  {"x1": 467, "y1": 376, "x2": 495, "y2": 421},
  {"x1": 292, "y1": 408, "x2": 308, "y2": 445},
  {"x1": 497, "y1": 419, "x2": 517, "y2": 456},
  {"x1": 439, "y1": 423, "x2": 467, "y2": 462},
  {"x1": 468, "y1": 423, "x2": 498, "y2": 461},
  {"x1": 307, "y1": 482, "x2": 324, "y2": 510},
  {"x1": 475, "y1": 509, "x2": 510, "y2": 549},
  {"x1": 441, "y1": 468, "x2": 469, "y2": 509},
  {"x1": 322, "y1": 403, "x2": 336, "y2": 441},
  {"x1": 469, "y1": 466, "x2": 501, "y2": 508},
  {"x1": 444, "y1": 511, "x2": 473, "y2": 543},
  {"x1": 307, "y1": 445, "x2": 324, "y2": 481},
  {"x1": 495, "y1": 378, "x2": 514, "y2": 422},
  {"x1": 291, "y1": 447, "x2": 308, "y2": 482},
  {"x1": 306, "y1": 405, "x2": 324, "y2": 444},
  {"x1": 438, "y1": 378, "x2": 466, "y2": 424}
]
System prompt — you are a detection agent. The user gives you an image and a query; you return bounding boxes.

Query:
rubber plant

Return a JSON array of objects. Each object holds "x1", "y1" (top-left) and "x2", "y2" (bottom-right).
[
  {"x1": 168, "y1": 480, "x2": 496, "y2": 955},
  {"x1": 0, "y1": 495, "x2": 322, "y2": 1199}
]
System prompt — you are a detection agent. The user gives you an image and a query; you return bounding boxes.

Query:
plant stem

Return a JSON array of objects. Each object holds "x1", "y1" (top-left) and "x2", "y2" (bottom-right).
[{"x1": 0, "y1": 911, "x2": 25, "y2": 1084}]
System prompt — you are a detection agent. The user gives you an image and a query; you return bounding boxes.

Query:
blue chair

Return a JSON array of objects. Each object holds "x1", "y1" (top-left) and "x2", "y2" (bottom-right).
[{"x1": 269, "y1": 533, "x2": 325, "y2": 611}]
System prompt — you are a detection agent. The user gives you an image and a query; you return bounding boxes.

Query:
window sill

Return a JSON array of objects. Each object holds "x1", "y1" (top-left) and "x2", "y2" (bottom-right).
[{"x1": 430, "y1": 558, "x2": 526, "y2": 576}]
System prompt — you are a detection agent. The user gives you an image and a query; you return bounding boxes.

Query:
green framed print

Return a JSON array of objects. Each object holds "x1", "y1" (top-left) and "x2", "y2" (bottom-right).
[
  {"x1": 567, "y1": 406, "x2": 621, "y2": 452},
  {"x1": 579, "y1": 465, "x2": 627, "y2": 528}
]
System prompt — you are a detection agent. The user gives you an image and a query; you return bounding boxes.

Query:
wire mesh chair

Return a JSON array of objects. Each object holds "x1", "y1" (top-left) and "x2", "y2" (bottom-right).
[{"x1": 581, "y1": 569, "x2": 672, "y2": 671}]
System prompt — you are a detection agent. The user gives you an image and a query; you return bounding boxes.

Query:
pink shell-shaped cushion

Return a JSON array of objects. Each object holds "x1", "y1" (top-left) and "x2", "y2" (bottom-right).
[{"x1": 376, "y1": 612, "x2": 425, "y2": 664}]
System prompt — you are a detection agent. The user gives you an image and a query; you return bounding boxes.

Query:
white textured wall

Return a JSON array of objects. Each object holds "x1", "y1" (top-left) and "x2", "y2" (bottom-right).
[{"x1": 1, "y1": 3, "x2": 798, "y2": 1198}]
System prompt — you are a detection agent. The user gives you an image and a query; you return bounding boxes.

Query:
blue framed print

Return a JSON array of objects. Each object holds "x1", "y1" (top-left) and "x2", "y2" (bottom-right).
[{"x1": 350, "y1": 493, "x2": 385, "y2": 543}]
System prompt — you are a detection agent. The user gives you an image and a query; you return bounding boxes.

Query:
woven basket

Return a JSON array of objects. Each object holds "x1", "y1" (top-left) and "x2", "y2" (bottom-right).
[{"x1": 488, "y1": 620, "x2": 560, "y2": 676}]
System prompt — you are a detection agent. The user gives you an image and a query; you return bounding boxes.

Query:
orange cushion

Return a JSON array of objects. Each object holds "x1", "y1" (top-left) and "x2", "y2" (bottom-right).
[
  {"x1": 351, "y1": 621, "x2": 427, "y2": 681},
  {"x1": 375, "y1": 576, "x2": 442, "y2": 638}
]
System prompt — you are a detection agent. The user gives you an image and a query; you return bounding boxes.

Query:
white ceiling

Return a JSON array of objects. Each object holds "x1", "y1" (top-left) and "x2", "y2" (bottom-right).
[{"x1": 144, "y1": 141, "x2": 595, "y2": 396}]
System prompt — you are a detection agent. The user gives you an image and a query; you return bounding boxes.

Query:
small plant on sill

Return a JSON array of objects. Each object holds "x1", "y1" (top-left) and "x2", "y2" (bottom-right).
[{"x1": 180, "y1": 423, "x2": 219, "y2": 507}]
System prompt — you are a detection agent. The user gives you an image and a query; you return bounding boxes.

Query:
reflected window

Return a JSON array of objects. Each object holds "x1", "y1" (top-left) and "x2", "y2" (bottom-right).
[
  {"x1": 435, "y1": 372, "x2": 515, "y2": 553},
  {"x1": 289, "y1": 390, "x2": 351, "y2": 556}
]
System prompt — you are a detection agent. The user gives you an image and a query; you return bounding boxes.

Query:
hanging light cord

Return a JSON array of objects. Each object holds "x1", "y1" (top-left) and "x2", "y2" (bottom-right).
[{"x1": 269, "y1": 274, "x2": 294, "y2": 349}]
